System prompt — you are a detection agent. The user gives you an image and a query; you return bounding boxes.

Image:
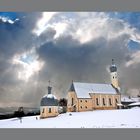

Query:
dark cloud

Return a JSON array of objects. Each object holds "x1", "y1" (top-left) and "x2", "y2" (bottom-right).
[
  {"x1": 1, "y1": 12, "x2": 140, "y2": 108},
  {"x1": 0, "y1": 13, "x2": 42, "y2": 107},
  {"x1": 36, "y1": 34, "x2": 134, "y2": 98},
  {"x1": 0, "y1": 13, "x2": 41, "y2": 58},
  {"x1": 38, "y1": 27, "x2": 56, "y2": 44}
]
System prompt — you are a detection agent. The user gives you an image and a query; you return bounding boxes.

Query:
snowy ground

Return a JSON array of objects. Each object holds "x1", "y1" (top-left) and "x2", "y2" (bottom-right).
[{"x1": 0, "y1": 108, "x2": 140, "y2": 128}]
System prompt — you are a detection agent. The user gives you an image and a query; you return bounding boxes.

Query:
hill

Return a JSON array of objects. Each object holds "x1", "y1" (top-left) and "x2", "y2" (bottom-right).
[{"x1": 0, "y1": 108, "x2": 140, "y2": 128}]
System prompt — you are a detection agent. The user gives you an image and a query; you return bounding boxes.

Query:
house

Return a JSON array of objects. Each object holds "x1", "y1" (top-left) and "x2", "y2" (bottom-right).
[
  {"x1": 40, "y1": 86, "x2": 59, "y2": 118},
  {"x1": 67, "y1": 59, "x2": 121, "y2": 112},
  {"x1": 121, "y1": 95, "x2": 140, "y2": 108}
]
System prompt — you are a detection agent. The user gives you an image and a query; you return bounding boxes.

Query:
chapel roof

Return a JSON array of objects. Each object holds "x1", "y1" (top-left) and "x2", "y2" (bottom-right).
[{"x1": 40, "y1": 86, "x2": 58, "y2": 106}]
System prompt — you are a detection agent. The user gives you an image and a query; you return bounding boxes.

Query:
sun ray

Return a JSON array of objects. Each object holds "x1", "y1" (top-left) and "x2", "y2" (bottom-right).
[{"x1": 12, "y1": 53, "x2": 44, "y2": 82}]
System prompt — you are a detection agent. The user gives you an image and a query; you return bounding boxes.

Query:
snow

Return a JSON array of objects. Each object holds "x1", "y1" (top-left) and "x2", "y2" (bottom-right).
[
  {"x1": 128, "y1": 102, "x2": 140, "y2": 106},
  {"x1": 111, "y1": 64, "x2": 117, "y2": 67},
  {"x1": 73, "y1": 82, "x2": 117, "y2": 98},
  {"x1": 0, "y1": 108, "x2": 140, "y2": 128},
  {"x1": 121, "y1": 95, "x2": 139, "y2": 102},
  {"x1": 43, "y1": 94, "x2": 56, "y2": 99},
  {"x1": 117, "y1": 103, "x2": 123, "y2": 106}
]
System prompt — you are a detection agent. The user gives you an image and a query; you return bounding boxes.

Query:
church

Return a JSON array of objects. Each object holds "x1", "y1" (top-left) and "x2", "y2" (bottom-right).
[{"x1": 67, "y1": 59, "x2": 121, "y2": 112}]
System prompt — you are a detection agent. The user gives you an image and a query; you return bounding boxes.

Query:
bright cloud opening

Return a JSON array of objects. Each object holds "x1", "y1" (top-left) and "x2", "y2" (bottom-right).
[
  {"x1": 12, "y1": 53, "x2": 44, "y2": 82},
  {"x1": 33, "y1": 12, "x2": 58, "y2": 36}
]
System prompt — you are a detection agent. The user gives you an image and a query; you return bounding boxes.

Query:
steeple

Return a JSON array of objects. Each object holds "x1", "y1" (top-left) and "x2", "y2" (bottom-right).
[
  {"x1": 69, "y1": 80, "x2": 75, "y2": 91},
  {"x1": 109, "y1": 59, "x2": 119, "y2": 89},
  {"x1": 48, "y1": 80, "x2": 52, "y2": 94}
]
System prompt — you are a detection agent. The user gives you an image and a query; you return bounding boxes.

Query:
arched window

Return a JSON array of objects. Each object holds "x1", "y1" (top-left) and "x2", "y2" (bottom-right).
[
  {"x1": 109, "y1": 98, "x2": 112, "y2": 105},
  {"x1": 72, "y1": 98, "x2": 74, "y2": 106},
  {"x1": 103, "y1": 98, "x2": 105, "y2": 105},
  {"x1": 49, "y1": 108, "x2": 51, "y2": 113},
  {"x1": 42, "y1": 108, "x2": 45, "y2": 113},
  {"x1": 96, "y1": 98, "x2": 99, "y2": 105},
  {"x1": 115, "y1": 98, "x2": 118, "y2": 103}
]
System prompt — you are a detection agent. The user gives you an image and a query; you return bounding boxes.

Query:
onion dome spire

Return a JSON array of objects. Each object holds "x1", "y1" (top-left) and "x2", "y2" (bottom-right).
[{"x1": 110, "y1": 59, "x2": 117, "y2": 72}]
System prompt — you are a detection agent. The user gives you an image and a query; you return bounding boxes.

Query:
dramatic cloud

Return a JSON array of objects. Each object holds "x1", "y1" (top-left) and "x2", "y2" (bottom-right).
[
  {"x1": 0, "y1": 13, "x2": 43, "y2": 107},
  {"x1": 1, "y1": 12, "x2": 140, "y2": 108},
  {"x1": 33, "y1": 12, "x2": 58, "y2": 36},
  {"x1": 36, "y1": 12, "x2": 140, "y2": 97}
]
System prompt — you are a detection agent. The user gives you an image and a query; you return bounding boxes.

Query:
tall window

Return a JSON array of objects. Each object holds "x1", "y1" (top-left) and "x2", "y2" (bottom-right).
[
  {"x1": 49, "y1": 108, "x2": 51, "y2": 113},
  {"x1": 85, "y1": 100, "x2": 87, "y2": 102},
  {"x1": 115, "y1": 98, "x2": 118, "y2": 103},
  {"x1": 72, "y1": 98, "x2": 74, "y2": 106},
  {"x1": 103, "y1": 98, "x2": 105, "y2": 106},
  {"x1": 109, "y1": 98, "x2": 112, "y2": 105},
  {"x1": 42, "y1": 108, "x2": 45, "y2": 113},
  {"x1": 96, "y1": 98, "x2": 99, "y2": 106}
]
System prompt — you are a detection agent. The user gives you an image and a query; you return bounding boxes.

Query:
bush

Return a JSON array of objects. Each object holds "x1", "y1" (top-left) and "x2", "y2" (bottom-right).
[{"x1": 13, "y1": 107, "x2": 25, "y2": 118}]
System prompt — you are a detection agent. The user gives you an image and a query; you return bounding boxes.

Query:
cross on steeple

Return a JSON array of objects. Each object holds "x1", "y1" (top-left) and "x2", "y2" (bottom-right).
[
  {"x1": 48, "y1": 80, "x2": 51, "y2": 86},
  {"x1": 112, "y1": 59, "x2": 114, "y2": 65}
]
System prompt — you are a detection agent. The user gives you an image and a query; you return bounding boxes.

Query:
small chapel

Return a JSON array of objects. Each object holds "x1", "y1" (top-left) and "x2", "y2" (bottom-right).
[
  {"x1": 67, "y1": 59, "x2": 121, "y2": 112},
  {"x1": 40, "y1": 84, "x2": 59, "y2": 119}
]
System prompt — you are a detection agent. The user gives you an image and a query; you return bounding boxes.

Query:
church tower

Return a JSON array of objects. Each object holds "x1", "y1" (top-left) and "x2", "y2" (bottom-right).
[{"x1": 110, "y1": 59, "x2": 119, "y2": 89}]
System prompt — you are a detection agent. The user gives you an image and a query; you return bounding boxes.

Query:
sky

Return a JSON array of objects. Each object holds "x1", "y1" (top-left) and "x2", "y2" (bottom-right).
[{"x1": 0, "y1": 12, "x2": 140, "y2": 108}]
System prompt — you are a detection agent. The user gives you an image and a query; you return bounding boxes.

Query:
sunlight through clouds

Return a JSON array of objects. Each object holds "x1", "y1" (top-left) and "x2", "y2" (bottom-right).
[
  {"x1": 12, "y1": 53, "x2": 44, "y2": 82},
  {"x1": 33, "y1": 12, "x2": 58, "y2": 36}
]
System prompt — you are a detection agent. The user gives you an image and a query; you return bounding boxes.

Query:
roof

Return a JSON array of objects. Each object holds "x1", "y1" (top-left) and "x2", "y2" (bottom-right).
[
  {"x1": 128, "y1": 102, "x2": 140, "y2": 106},
  {"x1": 40, "y1": 85, "x2": 59, "y2": 106},
  {"x1": 110, "y1": 65, "x2": 117, "y2": 72},
  {"x1": 70, "y1": 82, "x2": 118, "y2": 98},
  {"x1": 110, "y1": 59, "x2": 117, "y2": 72},
  {"x1": 40, "y1": 94, "x2": 58, "y2": 106}
]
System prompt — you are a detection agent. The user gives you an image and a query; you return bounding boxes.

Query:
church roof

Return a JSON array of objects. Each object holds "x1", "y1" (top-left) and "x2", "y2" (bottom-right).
[
  {"x1": 40, "y1": 94, "x2": 58, "y2": 106},
  {"x1": 40, "y1": 86, "x2": 58, "y2": 106},
  {"x1": 70, "y1": 82, "x2": 118, "y2": 98}
]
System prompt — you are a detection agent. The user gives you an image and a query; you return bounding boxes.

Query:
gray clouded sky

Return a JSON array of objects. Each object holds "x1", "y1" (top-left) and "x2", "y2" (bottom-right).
[{"x1": 0, "y1": 12, "x2": 140, "y2": 107}]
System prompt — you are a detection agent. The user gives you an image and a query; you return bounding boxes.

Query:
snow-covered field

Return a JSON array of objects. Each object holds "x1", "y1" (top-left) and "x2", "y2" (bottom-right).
[{"x1": 0, "y1": 108, "x2": 140, "y2": 128}]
